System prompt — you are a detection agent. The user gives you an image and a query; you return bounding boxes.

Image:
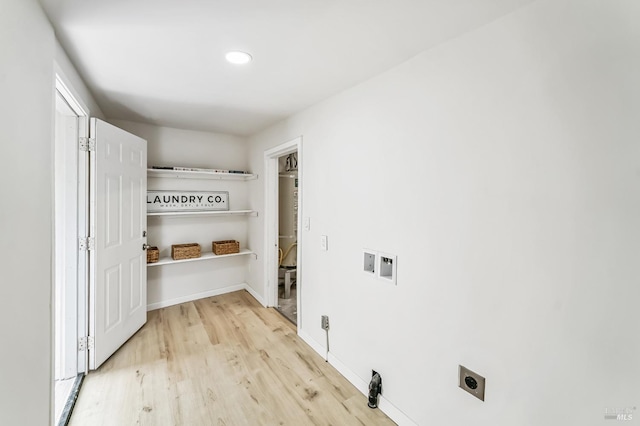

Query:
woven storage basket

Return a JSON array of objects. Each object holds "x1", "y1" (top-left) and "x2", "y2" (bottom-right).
[
  {"x1": 171, "y1": 243, "x2": 201, "y2": 260},
  {"x1": 212, "y1": 240, "x2": 240, "y2": 255},
  {"x1": 147, "y1": 246, "x2": 159, "y2": 263}
]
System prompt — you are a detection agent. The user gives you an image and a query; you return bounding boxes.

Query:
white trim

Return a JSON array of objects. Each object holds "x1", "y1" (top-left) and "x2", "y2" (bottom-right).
[
  {"x1": 53, "y1": 90, "x2": 81, "y2": 381},
  {"x1": 243, "y1": 283, "x2": 267, "y2": 307},
  {"x1": 146, "y1": 283, "x2": 266, "y2": 311},
  {"x1": 77, "y1": 115, "x2": 89, "y2": 375},
  {"x1": 298, "y1": 329, "x2": 417, "y2": 426},
  {"x1": 54, "y1": 75, "x2": 89, "y2": 376},
  {"x1": 264, "y1": 136, "x2": 303, "y2": 331},
  {"x1": 54, "y1": 73, "x2": 88, "y2": 118},
  {"x1": 146, "y1": 283, "x2": 248, "y2": 311},
  {"x1": 326, "y1": 354, "x2": 418, "y2": 426},
  {"x1": 263, "y1": 137, "x2": 301, "y2": 158},
  {"x1": 263, "y1": 153, "x2": 279, "y2": 308},
  {"x1": 298, "y1": 329, "x2": 326, "y2": 357}
]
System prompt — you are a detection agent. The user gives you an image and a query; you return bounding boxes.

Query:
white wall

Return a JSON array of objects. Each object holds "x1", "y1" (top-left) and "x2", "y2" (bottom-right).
[
  {"x1": 110, "y1": 120, "x2": 255, "y2": 309},
  {"x1": 0, "y1": 2, "x2": 106, "y2": 423},
  {"x1": 0, "y1": 1, "x2": 54, "y2": 424},
  {"x1": 247, "y1": 1, "x2": 640, "y2": 424}
]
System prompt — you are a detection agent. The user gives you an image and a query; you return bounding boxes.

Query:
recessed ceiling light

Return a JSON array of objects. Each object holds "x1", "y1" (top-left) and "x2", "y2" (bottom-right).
[{"x1": 225, "y1": 51, "x2": 252, "y2": 65}]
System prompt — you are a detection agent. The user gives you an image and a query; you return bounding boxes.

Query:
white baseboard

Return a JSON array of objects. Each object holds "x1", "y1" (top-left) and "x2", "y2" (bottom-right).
[
  {"x1": 298, "y1": 329, "x2": 327, "y2": 359},
  {"x1": 298, "y1": 331, "x2": 416, "y2": 426},
  {"x1": 146, "y1": 283, "x2": 247, "y2": 311},
  {"x1": 327, "y1": 353, "x2": 417, "y2": 426},
  {"x1": 243, "y1": 283, "x2": 267, "y2": 307}
]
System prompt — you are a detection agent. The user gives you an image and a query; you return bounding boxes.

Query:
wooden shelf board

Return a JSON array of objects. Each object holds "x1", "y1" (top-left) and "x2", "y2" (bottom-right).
[
  {"x1": 147, "y1": 249, "x2": 254, "y2": 267},
  {"x1": 148, "y1": 169, "x2": 257, "y2": 180},
  {"x1": 147, "y1": 210, "x2": 257, "y2": 218}
]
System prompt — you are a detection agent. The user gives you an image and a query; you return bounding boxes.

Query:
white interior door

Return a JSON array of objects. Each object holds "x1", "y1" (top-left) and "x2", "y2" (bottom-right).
[{"x1": 89, "y1": 118, "x2": 147, "y2": 369}]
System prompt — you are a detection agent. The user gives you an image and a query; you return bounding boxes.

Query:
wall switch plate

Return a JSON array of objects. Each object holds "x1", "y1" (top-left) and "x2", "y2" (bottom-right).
[
  {"x1": 320, "y1": 235, "x2": 328, "y2": 251},
  {"x1": 304, "y1": 217, "x2": 310, "y2": 231},
  {"x1": 459, "y1": 365, "x2": 485, "y2": 401}
]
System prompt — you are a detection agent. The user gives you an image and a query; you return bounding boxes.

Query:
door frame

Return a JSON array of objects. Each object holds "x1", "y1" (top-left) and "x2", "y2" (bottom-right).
[
  {"x1": 54, "y1": 75, "x2": 89, "y2": 375},
  {"x1": 264, "y1": 137, "x2": 303, "y2": 330}
]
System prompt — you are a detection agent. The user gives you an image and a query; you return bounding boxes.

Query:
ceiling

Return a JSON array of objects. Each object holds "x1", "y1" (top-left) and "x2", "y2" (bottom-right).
[{"x1": 40, "y1": 0, "x2": 535, "y2": 136}]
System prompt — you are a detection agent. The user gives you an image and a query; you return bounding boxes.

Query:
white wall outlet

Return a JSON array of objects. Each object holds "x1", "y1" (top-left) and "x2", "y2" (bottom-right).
[
  {"x1": 304, "y1": 217, "x2": 310, "y2": 231},
  {"x1": 363, "y1": 250, "x2": 376, "y2": 274},
  {"x1": 377, "y1": 252, "x2": 397, "y2": 285},
  {"x1": 320, "y1": 235, "x2": 328, "y2": 251}
]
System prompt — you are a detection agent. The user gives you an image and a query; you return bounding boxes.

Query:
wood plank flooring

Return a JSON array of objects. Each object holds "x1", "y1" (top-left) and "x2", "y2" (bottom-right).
[{"x1": 70, "y1": 290, "x2": 395, "y2": 425}]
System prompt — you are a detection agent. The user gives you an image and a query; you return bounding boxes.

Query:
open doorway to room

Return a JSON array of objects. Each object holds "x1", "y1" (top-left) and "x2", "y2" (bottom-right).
[
  {"x1": 53, "y1": 78, "x2": 88, "y2": 425},
  {"x1": 264, "y1": 137, "x2": 303, "y2": 329},
  {"x1": 277, "y1": 152, "x2": 298, "y2": 324}
]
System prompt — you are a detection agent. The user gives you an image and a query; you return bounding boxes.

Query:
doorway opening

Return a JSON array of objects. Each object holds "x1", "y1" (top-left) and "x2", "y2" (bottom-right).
[
  {"x1": 277, "y1": 152, "x2": 298, "y2": 324},
  {"x1": 264, "y1": 137, "x2": 303, "y2": 329},
  {"x1": 53, "y1": 77, "x2": 88, "y2": 425}
]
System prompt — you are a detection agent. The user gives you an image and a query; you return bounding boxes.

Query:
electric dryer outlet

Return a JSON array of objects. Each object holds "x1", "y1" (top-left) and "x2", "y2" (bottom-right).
[{"x1": 459, "y1": 365, "x2": 485, "y2": 401}]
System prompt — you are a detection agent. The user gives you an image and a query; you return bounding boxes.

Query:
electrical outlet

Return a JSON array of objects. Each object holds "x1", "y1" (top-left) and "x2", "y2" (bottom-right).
[
  {"x1": 321, "y1": 315, "x2": 329, "y2": 330},
  {"x1": 459, "y1": 365, "x2": 485, "y2": 401}
]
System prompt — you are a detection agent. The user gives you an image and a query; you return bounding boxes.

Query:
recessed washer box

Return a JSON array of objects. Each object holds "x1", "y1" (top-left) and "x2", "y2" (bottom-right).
[{"x1": 377, "y1": 252, "x2": 397, "y2": 285}]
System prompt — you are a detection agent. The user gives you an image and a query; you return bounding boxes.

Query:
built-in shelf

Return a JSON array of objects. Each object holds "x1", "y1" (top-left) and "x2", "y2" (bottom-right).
[
  {"x1": 147, "y1": 249, "x2": 255, "y2": 267},
  {"x1": 147, "y1": 210, "x2": 258, "y2": 218},
  {"x1": 148, "y1": 169, "x2": 257, "y2": 180},
  {"x1": 146, "y1": 168, "x2": 256, "y2": 272}
]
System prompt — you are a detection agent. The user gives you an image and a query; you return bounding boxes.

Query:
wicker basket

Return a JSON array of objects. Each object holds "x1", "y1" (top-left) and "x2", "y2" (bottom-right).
[
  {"x1": 212, "y1": 240, "x2": 240, "y2": 255},
  {"x1": 147, "y1": 246, "x2": 159, "y2": 263},
  {"x1": 171, "y1": 243, "x2": 201, "y2": 260}
]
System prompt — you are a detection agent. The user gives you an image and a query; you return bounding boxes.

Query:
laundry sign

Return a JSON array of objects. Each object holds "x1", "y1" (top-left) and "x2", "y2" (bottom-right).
[{"x1": 147, "y1": 191, "x2": 229, "y2": 213}]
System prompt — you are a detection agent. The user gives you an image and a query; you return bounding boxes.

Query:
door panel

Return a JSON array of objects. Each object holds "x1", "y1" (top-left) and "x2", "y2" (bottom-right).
[
  {"x1": 90, "y1": 118, "x2": 147, "y2": 369},
  {"x1": 105, "y1": 174, "x2": 122, "y2": 247},
  {"x1": 130, "y1": 257, "x2": 143, "y2": 310}
]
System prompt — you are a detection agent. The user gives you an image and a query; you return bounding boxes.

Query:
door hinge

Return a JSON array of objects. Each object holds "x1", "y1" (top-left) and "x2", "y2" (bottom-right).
[
  {"x1": 78, "y1": 336, "x2": 94, "y2": 351},
  {"x1": 79, "y1": 137, "x2": 96, "y2": 152},
  {"x1": 79, "y1": 237, "x2": 95, "y2": 251}
]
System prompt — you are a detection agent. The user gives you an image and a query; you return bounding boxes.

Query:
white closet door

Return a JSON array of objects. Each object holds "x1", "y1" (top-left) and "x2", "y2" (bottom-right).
[{"x1": 89, "y1": 118, "x2": 147, "y2": 369}]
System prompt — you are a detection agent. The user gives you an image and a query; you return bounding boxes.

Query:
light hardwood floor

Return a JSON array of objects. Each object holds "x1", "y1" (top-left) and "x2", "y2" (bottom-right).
[{"x1": 70, "y1": 290, "x2": 396, "y2": 425}]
